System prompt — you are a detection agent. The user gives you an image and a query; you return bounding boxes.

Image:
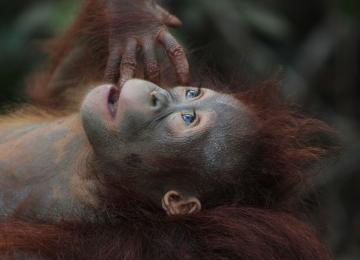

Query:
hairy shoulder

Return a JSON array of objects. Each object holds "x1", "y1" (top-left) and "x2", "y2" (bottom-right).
[{"x1": 0, "y1": 105, "x2": 69, "y2": 128}]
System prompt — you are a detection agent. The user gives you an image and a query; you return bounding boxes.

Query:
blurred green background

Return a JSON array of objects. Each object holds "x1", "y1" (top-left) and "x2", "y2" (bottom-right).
[{"x1": 0, "y1": 0, "x2": 359, "y2": 259}]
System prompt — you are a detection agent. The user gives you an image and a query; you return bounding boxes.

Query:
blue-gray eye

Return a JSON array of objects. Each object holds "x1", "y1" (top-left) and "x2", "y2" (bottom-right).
[
  {"x1": 181, "y1": 113, "x2": 196, "y2": 126},
  {"x1": 185, "y1": 89, "x2": 200, "y2": 99}
]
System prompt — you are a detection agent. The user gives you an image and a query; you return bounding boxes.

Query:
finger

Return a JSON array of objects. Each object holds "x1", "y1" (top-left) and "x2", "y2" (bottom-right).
[
  {"x1": 164, "y1": 14, "x2": 182, "y2": 28},
  {"x1": 156, "y1": 5, "x2": 182, "y2": 27},
  {"x1": 143, "y1": 38, "x2": 160, "y2": 84},
  {"x1": 104, "y1": 45, "x2": 122, "y2": 83},
  {"x1": 158, "y1": 30, "x2": 190, "y2": 85},
  {"x1": 119, "y1": 38, "x2": 138, "y2": 87}
]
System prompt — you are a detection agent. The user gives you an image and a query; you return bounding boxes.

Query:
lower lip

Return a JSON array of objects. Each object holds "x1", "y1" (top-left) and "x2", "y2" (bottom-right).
[{"x1": 89, "y1": 85, "x2": 116, "y2": 123}]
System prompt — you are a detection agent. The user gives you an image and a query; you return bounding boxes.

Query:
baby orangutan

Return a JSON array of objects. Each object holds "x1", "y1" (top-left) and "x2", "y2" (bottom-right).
[{"x1": 0, "y1": 0, "x2": 336, "y2": 259}]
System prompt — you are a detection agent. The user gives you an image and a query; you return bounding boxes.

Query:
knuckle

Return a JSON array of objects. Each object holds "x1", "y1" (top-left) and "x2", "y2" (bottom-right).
[
  {"x1": 121, "y1": 57, "x2": 136, "y2": 70},
  {"x1": 104, "y1": 71, "x2": 115, "y2": 82},
  {"x1": 156, "y1": 27, "x2": 168, "y2": 41},
  {"x1": 168, "y1": 45, "x2": 185, "y2": 58},
  {"x1": 105, "y1": 67, "x2": 119, "y2": 81},
  {"x1": 147, "y1": 61, "x2": 160, "y2": 73},
  {"x1": 146, "y1": 65, "x2": 160, "y2": 81}
]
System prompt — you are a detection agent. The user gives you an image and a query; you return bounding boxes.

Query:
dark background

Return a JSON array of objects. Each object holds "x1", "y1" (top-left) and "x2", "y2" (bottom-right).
[{"x1": 0, "y1": 0, "x2": 359, "y2": 258}]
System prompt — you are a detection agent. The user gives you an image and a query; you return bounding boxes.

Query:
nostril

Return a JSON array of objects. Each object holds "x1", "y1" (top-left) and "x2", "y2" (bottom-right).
[{"x1": 150, "y1": 91, "x2": 159, "y2": 107}]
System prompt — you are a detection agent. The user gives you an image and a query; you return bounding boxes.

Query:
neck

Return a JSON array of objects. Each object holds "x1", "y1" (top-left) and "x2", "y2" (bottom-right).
[{"x1": 0, "y1": 112, "x2": 98, "y2": 221}]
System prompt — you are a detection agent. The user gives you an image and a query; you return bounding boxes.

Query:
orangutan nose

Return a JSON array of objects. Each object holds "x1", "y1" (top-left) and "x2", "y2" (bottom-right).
[
  {"x1": 120, "y1": 79, "x2": 169, "y2": 114},
  {"x1": 150, "y1": 88, "x2": 169, "y2": 111}
]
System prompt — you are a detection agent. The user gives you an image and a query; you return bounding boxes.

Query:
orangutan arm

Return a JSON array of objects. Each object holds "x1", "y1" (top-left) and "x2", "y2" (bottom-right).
[{"x1": 28, "y1": 0, "x2": 190, "y2": 107}]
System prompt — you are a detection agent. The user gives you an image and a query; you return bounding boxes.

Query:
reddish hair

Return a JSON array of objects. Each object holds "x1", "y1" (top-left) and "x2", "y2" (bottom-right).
[
  {"x1": 0, "y1": 207, "x2": 330, "y2": 259},
  {"x1": 234, "y1": 81, "x2": 337, "y2": 209}
]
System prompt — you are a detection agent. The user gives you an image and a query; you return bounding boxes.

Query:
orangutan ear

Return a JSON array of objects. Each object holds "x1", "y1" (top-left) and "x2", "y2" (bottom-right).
[{"x1": 161, "y1": 190, "x2": 201, "y2": 216}]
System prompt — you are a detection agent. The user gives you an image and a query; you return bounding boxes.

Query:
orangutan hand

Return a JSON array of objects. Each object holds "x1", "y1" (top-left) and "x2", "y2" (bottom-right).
[{"x1": 104, "y1": 0, "x2": 190, "y2": 86}]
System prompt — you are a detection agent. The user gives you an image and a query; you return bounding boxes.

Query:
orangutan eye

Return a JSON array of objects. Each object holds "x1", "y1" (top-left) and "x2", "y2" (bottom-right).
[
  {"x1": 181, "y1": 113, "x2": 196, "y2": 126},
  {"x1": 185, "y1": 89, "x2": 200, "y2": 99}
]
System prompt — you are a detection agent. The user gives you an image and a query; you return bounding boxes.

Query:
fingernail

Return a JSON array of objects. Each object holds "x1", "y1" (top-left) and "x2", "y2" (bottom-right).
[{"x1": 168, "y1": 15, "x2": 182, "y2": 27}]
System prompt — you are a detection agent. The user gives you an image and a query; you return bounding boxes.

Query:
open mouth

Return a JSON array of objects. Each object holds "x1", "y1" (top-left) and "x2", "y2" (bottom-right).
[{"x1": 108, "y1": 86, "x2": 120, "y2": 119}]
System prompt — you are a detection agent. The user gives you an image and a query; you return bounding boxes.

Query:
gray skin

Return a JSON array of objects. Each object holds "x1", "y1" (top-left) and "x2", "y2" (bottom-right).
[
  {"x1": 81, "y1": 79, "x2": 256, "y2": 214},
  {"x1": 0, "y1": 79, "x2": 255, "y2": 221}
]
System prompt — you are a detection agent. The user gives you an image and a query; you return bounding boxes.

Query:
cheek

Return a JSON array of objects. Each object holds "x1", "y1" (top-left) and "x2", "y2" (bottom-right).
[
  {"x1": 123, "y1": 153, "x2": 144, "y2": 168},
  {"x1": 166, "y1": 113, "x2": 186, "y2": 134}
]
